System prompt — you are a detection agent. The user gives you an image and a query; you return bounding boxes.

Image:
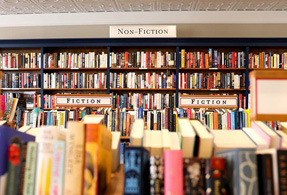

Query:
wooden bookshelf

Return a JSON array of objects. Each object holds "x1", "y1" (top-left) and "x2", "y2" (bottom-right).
[
  {"x1": 179, "y1": 88, "x2": 246, "y2": 91},
  {"x1": 249, "y1": 68, "x2": 286, "y2": 70},
  {"x1": 120, "y1": 136, "x2": 130, "y2": 140},
  {"x1": 110, "y1": 67, "x2": 176, "y2": 70},
  {"x1": 110, "y1": 88, "x2": 176, "y2": 91},
  {"x1": 43, "y1": 88, "x2": 107, "y2": 91},
  {"x1": 44, "y1": 68, "x2": 107, "y2": 71},
  {"x1": 0, "y1": 68, "x2": 41, "y2": 71},
  {"x1": 179, "y1": 68, "x2": 246, "y2": 71},
  {"x1": 1, "y1": 88, "x2": 41, "y2": 91}
]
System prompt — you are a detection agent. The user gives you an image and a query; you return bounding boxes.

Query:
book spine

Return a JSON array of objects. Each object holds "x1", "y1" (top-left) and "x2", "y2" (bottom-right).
[
  {"x1": 277, "y1": 150, "x2": 287, "y2": 194},
  {"x1": 150, "y1": 156, "x2": 163, "y2": 195}
]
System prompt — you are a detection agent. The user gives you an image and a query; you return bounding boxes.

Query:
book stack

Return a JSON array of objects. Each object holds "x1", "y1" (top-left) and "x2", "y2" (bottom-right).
[
  {"x1": 0, "y1": 52, "x2": 41, "y2": 69},
  {"x1": 109, "y1": 51, "x2": 176, "y2": 68},
  {"x1": 180, "y1": 49, "x2": 245, "y2": 68},
  {"x1": 178, "y1": 72, "x2": 245, "y2": 89},
  {"x1": 110, "y1": 72, "x2": 176, "y2": 89},
  {"x1": 43, "y1": 51, "x2": 108, "y2": 68},
  {"x1": 1, "y1": 73, "x2": 41, "y2": 88},
  {"x1": 249, "y1": 51, "x2": 287, "y2": 69},
  {"x1": 43, "y1": 72, "x2": 107, "y2": 89}
]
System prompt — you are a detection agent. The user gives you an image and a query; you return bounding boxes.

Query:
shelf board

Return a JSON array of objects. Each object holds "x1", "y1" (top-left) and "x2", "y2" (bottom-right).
[
  {"x1": 1, "y1": 88, "x2": 41, "y2": 91},
  {"x1": 120, "y1": 136, "x2": 130, "y2": 140},
  {"x1": 179, "y1": 88, "x2": 246, "y2": 91},
  {"x1": 44, "y1": 68, "x2": 107, "y2": 71},
  {"x1": 0, "y1": 68, "x2": 41, "y2": 71},
  {"x1": 179, "y1": 68, "x2": 246, "y2": 71},
  {"x1": 110, "y1": 88, "x2": 176, "y2": 91},
  {"x1": 110, "y1": 67, "x2": 176, "y2": 70},
  {"x1": 43, "y1": 88, "x2": 107, "y2": 91},
  {"x1": 249, "y1": 68, "x2": 285, "y2": 70}
]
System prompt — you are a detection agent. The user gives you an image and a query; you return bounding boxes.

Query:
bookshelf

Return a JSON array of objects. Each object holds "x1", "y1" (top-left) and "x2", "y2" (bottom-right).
[{"x1": 1, "y1": 38, "x2": 287, "y2": 110}]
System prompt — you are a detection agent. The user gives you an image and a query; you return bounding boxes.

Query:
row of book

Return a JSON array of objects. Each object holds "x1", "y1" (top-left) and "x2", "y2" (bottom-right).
[
  {"x1": 0, "y1": 115, "x2": 113, "y2": 195},
  {"x1": 178, "y1": 72, "x2": 246, "y2": 89},
  {"x1": 127, "y1": 119, "x2": 287, "y2": 194},
  {"x1": 180, "y1": 49, "x2": 245, "y2": 68},
  {"x1": 1, "y1": 73, "x2": 41, "y2": 89},
  {"x1": 0, "y1": 52, "x2": 41, "y2": 69},
  {"x1": 109, "y1": 72, "x2": 176, "y2": 89},
  {"x1": 109, "y1": 51, "x2": 176, "y2": 68},
  {"x1": 249, "y1": 52, "x2": 287, "y2": 69},
  {"x1": 43, "y1": 52, "x2": 108, "y2": 68},
  {"x1": 43, "y1": 72, "x2": 107, "y2": 89}
]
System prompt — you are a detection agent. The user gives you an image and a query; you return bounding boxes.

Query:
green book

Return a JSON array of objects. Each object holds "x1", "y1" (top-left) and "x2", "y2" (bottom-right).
[
  {"x1": 23, "y1": 142, "x2": 38, "y2": 195},
  {"x1": 218, "y1": 113, "x2": 222, "y2": 129}
]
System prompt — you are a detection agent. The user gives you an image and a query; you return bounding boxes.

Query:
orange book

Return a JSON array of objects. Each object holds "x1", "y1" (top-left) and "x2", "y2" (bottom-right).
[
  {"x1": 213, "y1": 112, "x2": 218, "y2": 130},
  {"x1": 124, "y1": 52, "x2": 129, "y2": 68},
  {"x1": 205, "y1": 53, "x2": 209, "y2": 68}
]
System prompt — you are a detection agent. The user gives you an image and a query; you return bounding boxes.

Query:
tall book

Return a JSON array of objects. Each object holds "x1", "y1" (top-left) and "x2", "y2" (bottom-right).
[
  {"x1": 164, "y1": 150, "x2": 183, "y2": 195},
  {"x1": 124, "y1": 147, "x2": 150, "y2": 195},
  {"x1": 216, "y1": 148, "x2": 258, "y2": 195},
  {"x1": 23, "y1": 142, "x2": 38, "y2": 195},
  {"x1": 256, "y1": 153, "x2": 274, "y2": 195},
  {"x1": 64, "y1": 121, "x2": 85, "y2": 195},
  {"x1": 34, "y1": 126, "x2": 65, "y2": 195}
]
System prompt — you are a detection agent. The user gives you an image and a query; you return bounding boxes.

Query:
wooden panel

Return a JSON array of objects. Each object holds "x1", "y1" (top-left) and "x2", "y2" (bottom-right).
[{"x1": 250, "y1": 70, "x2": 287, "y2": 121}]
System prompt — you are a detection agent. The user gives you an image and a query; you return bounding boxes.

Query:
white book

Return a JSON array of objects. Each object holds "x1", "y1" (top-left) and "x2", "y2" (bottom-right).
[
  {"x1": 161, "y1": 129, "x2": 171, "y2": 151},
  {"x1": 242, "y1": 128, "x2": 269, "y2": 150},
  {"x1": 177, "y1": 118, "x2": 196, "y2": 158},
  {"x1": 130, "y1": 119, "x2": 144, "y2": 146},
  {"x1": 111, "y1": 132, "x2": 121, "y2": 173},
  {"x1": 190, "y1": 120, "x2": 213, "y2": 158},
  {"x1": 222, "y1": 113, "x2": 228, "y2": 130},
  {"x1": 170, "y1": 132, "x2": 180, "y2": 150},
  {"x1": 277, "y1": 130, "x2": 287, "y2": 149},
  {"x1": 150, "y1": 131, "x2": 163, "y2": 156},
  {"x1": 211, "y1": 130, "x2": 256, "y2": 153},
  {"x1": 143, "y1": 130, "x2": 151, "y2": 152},
  {"x1": 35, "y1": 126, "x2": 66, "y2": 195},
  {"x1": 251, "y1": 121, "x2": 282, "y2": 149}
]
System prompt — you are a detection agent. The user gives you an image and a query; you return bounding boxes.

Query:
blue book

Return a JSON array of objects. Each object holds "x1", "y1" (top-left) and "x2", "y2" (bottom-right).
[
  {"x1": 0, "y1": 126, "x2": 35, "y2": 195},
  {"x1": 138, "y1": 107, "x2": 143, "y2": 119},
  {"x1": 120, "y1": 143, "x2": 125, "y2": 164},
  {"x1": 214, "y1": 50, "x2": 218, "y2": 68},
  {"x1": 216, "y1": 148, "x2": 258, "y2": 195},
  {"x1": 179, "y1": 108, "x2": 184, "y2": 118},
  {"x1": 230, "y1": 111, "x2": 235, "y2": 130}
]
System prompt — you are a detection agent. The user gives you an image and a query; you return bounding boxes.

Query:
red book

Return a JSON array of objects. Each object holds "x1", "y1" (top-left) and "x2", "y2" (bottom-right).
[
  {"x1": 149, "y1": 52, "x2": 152, "y2": 68},
  {"x1": 201, "y1": 52, "x2": 204, "y2": 68},
  {"x1": 125, "y1": 52, "x2": 129, "y2": 68},
  {"x1": 243, "y1": 96, "x2": 246, "y2": 109},
  {"x1": 146, "y1": 52, "x2": 149, "y2": 68},
  {"x1": 189, "y1": 52, "x2": 192, "y2": 68},
  {"x1": 185, "y1": 73, "x2": 188, "y2": 89},
  {"x1": 232, "y1": 52, "x2": 235, "y2": 68},
  {"x1": 164, "y1": 150, "x2": 183, "y2": 195},
  {"x1": 192, "y1": 53, "x2": 195, "y2": 68},
  {"x1": 33, "y1": 93, "x2": 37, "y2": 107},
  {"x1": 117, "y1": 95, "x2": 120, "y2": 109},
  {"x1": 227, "y1": 112, "x2": 231, "y2": 130},
  {"x1": 238, "y1": 94, "x2": 243, "y2": 109}
]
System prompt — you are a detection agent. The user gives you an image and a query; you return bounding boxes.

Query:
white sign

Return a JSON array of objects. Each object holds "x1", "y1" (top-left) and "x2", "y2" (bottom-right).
[
  {"x1": 55, "y1": 95, "x2": 112, "y2": 107},
  {"x1": 179, "y1": 95, "x2": 238, "y2": 108},
  {"x1": 110, "y1": 25, "x2": 176, "y2": 38}
]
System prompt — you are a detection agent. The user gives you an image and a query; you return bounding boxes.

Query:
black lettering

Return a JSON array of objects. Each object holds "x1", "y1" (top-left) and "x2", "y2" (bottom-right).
[
  {"x1": 118, "y1": 28, "x2": 124, "y2": 34},
  {"x1": 81, "y1": 99, "x2": 85, "y2": 103},
  {"x1": 222, "y1": 100, "x2": 227, "y2": 104},
  {"x1": 146, "y1": 30, "x2": 150, "y2": 34},
  {"x1": 164, "y1": 29, "x2": 168, "y2": 34},
  {"x1": 76, "y1": 99, "x2": 80, "y2": 103},
  {"x1": 206, "y1": 100, "x2": 211, "y2": 104},
  {"x1": 139, "y1": 28, "x2": 144, "y2": 34},
  {"x1": 97, "y1": 99, "x2": 101, "y2": 103},
  {"x1": 216, "y1": 100, "x2": 221, "y2": 104},
  {"x1": 66, "y1": 98, "x2": 70, "y2": 103},
  {"x1": 158, "y1": 29, "x2": 163, "y2": 34},
  {"x1": 201, "y1": 100, "x2": 205, "y2": 104},
  {"x1": 124, "y1": 30, "x2": 130, "y2": 34},
  {"x1": 191, "y1": 99, "x2": 195, "y2": 104},
  {"x1": 91, "y1": 99, "x2": 95, "y2": 104}
]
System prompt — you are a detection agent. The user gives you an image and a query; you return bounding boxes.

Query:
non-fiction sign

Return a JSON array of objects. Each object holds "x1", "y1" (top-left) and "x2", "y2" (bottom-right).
[
  {"x1": 179, "y1": 95, "x2": 238, "y2": 108},
  {"x1": 250, "y1": 70, "x2": 287, "y2": 121},
  {"x1": 110, "y1": 25, "x2": 176, "y2": 38},
  {"x1": 55, "y1": 94, "x2": 112, "y2": 107}
]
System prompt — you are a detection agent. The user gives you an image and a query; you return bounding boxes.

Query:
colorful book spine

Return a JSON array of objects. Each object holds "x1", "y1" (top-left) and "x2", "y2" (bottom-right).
[
  {"x1": 150, "y1": 156, "x2": 163, "y2": 195},
  {"x1": 23, "y1": 142, "x2": 38, "y2": 195},
  {"x1": 50, "y1": 141, "x2": 65, "y2": 195}
]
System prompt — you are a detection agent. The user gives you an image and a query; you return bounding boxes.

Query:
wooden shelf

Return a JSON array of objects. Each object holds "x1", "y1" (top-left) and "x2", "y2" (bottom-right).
[
  {"x1": 179, "y1": 68, "x2": 246, "y2": 71},
  {"x1": 120, "y1": 136, "x2": 130, "y2": 140},
  {"x1": 43, "y1": 88, "x2": 107, "y2": 91},
  {"x1": 1, "y1": 88, "x2": 41, "y2": 91},
  {"x1": 44, "y1": 68, "x2": 107, "y2": 71},
  {"x1": 249, "y1": 68, "x2": 285, "y2": 70},
  {"x1": 110, "y1": 67, "x2": 176, "y2": 70},
  {"x1": 179, "y1": 88, "x2": 246, "y2": 91},
  {"x1": 0, "y1": 68, "x2": 41, "y2": 71},
  {"x1": 110, "y1": 88, "x2": 176, "y2": 91}
]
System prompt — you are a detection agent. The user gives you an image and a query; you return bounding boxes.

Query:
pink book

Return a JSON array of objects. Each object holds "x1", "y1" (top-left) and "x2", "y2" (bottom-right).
[
  {"x1": 251, "y1": 121, "x2": 272, "y2": 147},
  {"x1": 164, "y1": 150, "x2": 183, "y2": 195}
]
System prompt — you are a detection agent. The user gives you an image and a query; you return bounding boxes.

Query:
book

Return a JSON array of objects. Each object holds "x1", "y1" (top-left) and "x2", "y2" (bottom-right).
[
  {"x1": 143, "y1": 130, "x2": 151, "y2": 152},
  {"x1": 190, "y1": 120, "x2": 213, "y2": 158},
  {"x1": 177, "y1": 118, "x2": 196, "y2": 158},
  {"x1": 150, "y1": 131, "x2": 163, "y2": 156},
  {"x1": 216, "y1": 148, "x2": 258, "y2": 195},
  {"x1": 111, "y1": 131, "x2": 121, "y2": 172},
  {"x1": 0, "y1": 126, "x2": 35, "y2": 195},
  {"x1": 124, "y1": 147, "x2": 150, "y2": 195},
  {"x1": 242, "y1": 127, "x2": 269, "y2": 150},
  {"x1": 150, "y1": 156, "x2": 163, "y2": 195},
  {"x1": 3, "y1": 98, "x2": 13, "y2": 121},
  {"x1": 34, "y1": 126, "x2": 65, "y2": 195},
  {"x1": 161, "y1": 129, "x2": 171, "y2": 151},
  {"x1": 23, "y1": 142, "x2": 38, "y2": 195},
  {"x1": 50, "y1": 141, "x2": 65, "y2": 195},
  {"x1": 130, "y1": 119, "x2": 144, "y2": 146},
  {"x1": 169, "y1": 132, "x2": 181, "y2": 150},
  {"x1": 256, "y1": 153, "x2": 274, "y2": 195},
  {"x1": 164, "y1": 150, "x2": 183, "y2": 195}
]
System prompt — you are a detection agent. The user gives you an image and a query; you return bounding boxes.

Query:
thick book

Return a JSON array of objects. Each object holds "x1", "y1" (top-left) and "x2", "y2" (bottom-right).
[
  {"x1": 242, "y1": 127, "x2": 269, "y2": 150},
  {"x1": 150, "y1": 131, "x2": 163, "y2": 156},
  {"x1": 50, "y1": 141, "x2": 65, "y2": 195},
  {"x1": 23, "y1": 142, "x2": 38, "y2": 195},
  {"x1": 64, "y1": 121, "x2": 85, "y2": 195},
  {"x1": 112, "y1": 131, "x2": 121, "y2": 172},
  {"x1": 256, "y1": 153, "x2": 274, "y2": 195},
  {"x1": 183, "y1": 158, "x2": 205, "y2": 195},
  {"x1": 216, "y1": 148, "x2": 258, "y2": 195},
  {"x1": 150, "y1": 156, "x2": 163, "y2": 195},
  {"x1": 164, "y1": 150, "x2": 183, "y2": 195},
  {"x1": 34, "y1": 126, "x2": 66, "y2": 195},
  {"x1": 124, "y1": 147, "x2": 150, "y2": 195},
  {"x1": 0, "y1": 126, "x2": 35, "y2": 195},
  {"x1": 130, "y1": 119, "x2": 144, "y2": 146}
]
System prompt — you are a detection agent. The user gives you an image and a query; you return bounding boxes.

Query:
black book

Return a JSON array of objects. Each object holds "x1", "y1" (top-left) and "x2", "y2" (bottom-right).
[
  {"x1": 124, "y1": 147, "x2": 150, "y2": 195},
  {"x1": 150, "y1": 112, "x2": 154, "y2": 130},
  {"x1": 172, "y1": 113, "x2": 176, "y2": 132},
  {"x1": 157, "y1": 111, "x2": 161, "y2": 130},
  {"x1": 168, "y1": 108, "x2": 173, "y2": 132},
  {"x1": 257, "y1": 154, "x2": 274, "y2": 195},
  {"x1": 277, "y1": 150, "x2": 287, "y2": 194}
]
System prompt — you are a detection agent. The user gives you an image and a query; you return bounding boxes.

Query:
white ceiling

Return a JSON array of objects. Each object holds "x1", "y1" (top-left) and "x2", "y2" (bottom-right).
[{"x1": 0, "y1": 0, "x2": 287, "y2": 15}]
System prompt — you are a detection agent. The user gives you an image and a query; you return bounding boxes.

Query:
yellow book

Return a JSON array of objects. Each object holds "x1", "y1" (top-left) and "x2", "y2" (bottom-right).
[
  {"x1": 181, "y1": 49, "x2": 185, "y2": 68},
  {"x1": 271, "y1": 55, "x2": 274, "y2": 68},
  {"x1": 244, "y1": 109, "x2": 251, "y2": 128}
]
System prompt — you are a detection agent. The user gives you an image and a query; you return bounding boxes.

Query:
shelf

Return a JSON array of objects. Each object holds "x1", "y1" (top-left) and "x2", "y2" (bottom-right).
[
  {"x1": 44, "y1": 68, "x2": 107, "y2": 71},
  {"x1": 0, "y1": 68, "x2": 41, "y2": 71},
  {"x1": 110, "y1": 88, "x2": 176, "y2": 91},
  {"x1": 110, "y1": 67, "x2": 176, "y2": 70},
  {"x1": 179, "y1": 68, "x2": 246, "y2": 71},
  {"x1": 120, "y1": 136, "x2": 130, "y2": 140},
  {"x1": 249, "y1": 68, "x2": 285, "y2": 70},
  {"x1": 43, "y1": 88, "x2": 107, "y2": 91},
  {"x1": 1, "y1": 88, "x2": 41, "y2": 91},
  {"x1": 179, "y1": 88, "x2": 246, "y2": 91}
]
